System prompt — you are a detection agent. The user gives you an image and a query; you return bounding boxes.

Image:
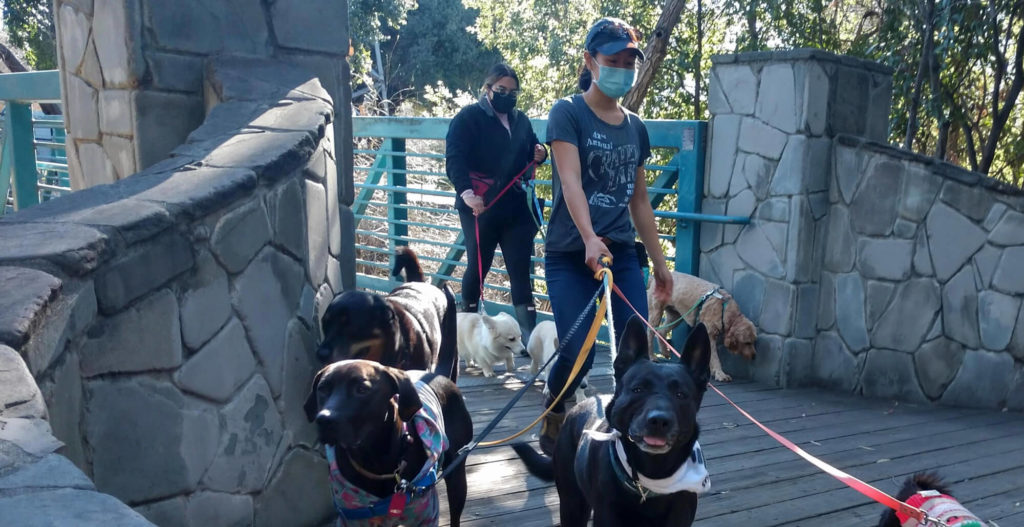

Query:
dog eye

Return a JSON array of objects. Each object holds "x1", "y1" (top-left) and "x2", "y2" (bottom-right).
[
  {"x1": 676, "y1": 391, "x2": 689, "y2": 400},
  {"x1": 354, "y1": 383, "x2": 371, "y2": 395},
  {"x1": 631, "y1": 385, "x2": 644, "y2": 394}
]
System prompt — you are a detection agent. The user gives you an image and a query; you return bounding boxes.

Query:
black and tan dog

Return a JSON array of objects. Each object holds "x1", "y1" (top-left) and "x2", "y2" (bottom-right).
[
  {"x1": 317, "y1": 248, "x2": 459, "y2": 381},
  {"x1": 877, "y1": 472, "x2": 987, "y2": 526},
  {"x1": 513, "y1": 316, "x2": 712, "y2": 527},
  {"x1": 305, "y1": 360, "x2": 472, "y2": 526}
]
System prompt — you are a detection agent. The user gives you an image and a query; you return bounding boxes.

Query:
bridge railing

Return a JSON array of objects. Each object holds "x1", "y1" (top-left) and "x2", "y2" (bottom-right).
[
  {"x1": 351, "y1": 115, "x2": 749, "y2": 319},
  {"x1": 0, "y1": 70, "x2": 70, "y2": 215}
]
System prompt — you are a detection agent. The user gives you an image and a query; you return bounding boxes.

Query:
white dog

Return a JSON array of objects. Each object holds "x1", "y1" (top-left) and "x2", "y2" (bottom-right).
[
  {"x1": 456, "y1": 312, "x2": 524, "y2": 377},
  {"x1": 528, "y1": 320, "x2": 587, "y2": 401}
]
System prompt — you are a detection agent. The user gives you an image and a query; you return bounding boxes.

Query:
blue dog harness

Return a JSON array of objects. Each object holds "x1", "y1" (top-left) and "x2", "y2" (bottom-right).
[{"x1": 325, "y1": 379, "x2": 448, "y2": 526}]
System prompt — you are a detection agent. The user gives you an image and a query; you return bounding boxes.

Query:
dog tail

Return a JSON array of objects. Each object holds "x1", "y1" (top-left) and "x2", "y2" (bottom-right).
[
  {"x1": 898, "y1": 472, "x2": 952, "y2": 497},
  {"x1": 392, "y1": 246, "x2": 425, "y2": 282},
  {"x1": 511, "y1": 443, "x2": 555, "y2": 481},
  {"x1": 434, "y1": 284, "x2": 459, "y2": 383}
]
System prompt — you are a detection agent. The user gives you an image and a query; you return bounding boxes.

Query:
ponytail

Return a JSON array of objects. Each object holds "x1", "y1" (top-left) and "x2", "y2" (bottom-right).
[{"x1": 578, "y1": 65, "x2": 592, "y2": 92}]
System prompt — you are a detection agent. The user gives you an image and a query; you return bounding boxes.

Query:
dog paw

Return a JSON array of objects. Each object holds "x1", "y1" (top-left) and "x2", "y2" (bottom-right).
[{"x1": 712, "y1": 370, "x2": 732, "y2": 382}]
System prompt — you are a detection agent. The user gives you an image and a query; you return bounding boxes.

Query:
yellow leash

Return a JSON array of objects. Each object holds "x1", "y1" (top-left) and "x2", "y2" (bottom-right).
[{"x1": 479, "y1": 264, "x2": 614, "y2": 447}]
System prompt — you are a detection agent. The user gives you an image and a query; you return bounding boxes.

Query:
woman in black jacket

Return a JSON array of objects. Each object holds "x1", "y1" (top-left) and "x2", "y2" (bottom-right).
[{"x1": 445, "y1": 63, "x2": 547, "y2": 345}]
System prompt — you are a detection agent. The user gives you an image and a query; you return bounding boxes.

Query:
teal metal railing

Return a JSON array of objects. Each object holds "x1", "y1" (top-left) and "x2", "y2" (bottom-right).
[
  {"x1": 0, "y1": 70, "x2": 70, "y2": 215},
  {"x1": 351, "y1": 115, "x2": 749, "y2": 319}
]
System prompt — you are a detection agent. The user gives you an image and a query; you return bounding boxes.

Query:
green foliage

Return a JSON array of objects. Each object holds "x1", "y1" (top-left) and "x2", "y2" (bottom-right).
[
  {"x1": 382, "y1": 0, "x2": 503, "y2": 96},
  {"x1": 464, "y1": 0, "x2": 601, "y2": 116},
  {"x1": 2, "y1": 0, "x2": 57, "y2": 70}
]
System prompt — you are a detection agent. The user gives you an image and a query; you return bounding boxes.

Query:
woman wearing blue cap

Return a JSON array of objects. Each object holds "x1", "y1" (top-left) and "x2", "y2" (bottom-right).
[{"x1": 539, "y1": 17, "x2": 674, "y2": 455}]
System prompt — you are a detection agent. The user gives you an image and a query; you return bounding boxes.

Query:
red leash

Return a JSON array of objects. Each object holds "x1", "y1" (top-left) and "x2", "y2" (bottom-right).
[
  {"x1": 610, "y1": 283, "x2": 931, "y2": 524},
  {"x1": 471, "y1": 161, "x2": 538, "y2": 310}
]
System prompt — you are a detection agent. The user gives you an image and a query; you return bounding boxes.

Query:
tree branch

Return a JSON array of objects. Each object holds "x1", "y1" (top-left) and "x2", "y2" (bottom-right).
[
  {"x1": 623, "y1": 0, "x2": 686, "y2": 113},
  {"x1": 979, "y1": 2, "x2": 1024, "y2": 174}
]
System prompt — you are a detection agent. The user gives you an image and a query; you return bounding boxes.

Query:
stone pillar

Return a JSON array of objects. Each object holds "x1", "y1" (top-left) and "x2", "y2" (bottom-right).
[
  {"x1": 700, "y1": 50, "x2": 893, "y2": 388},
  {"x1": 53, "y1": 0, "x2": 352, "y2": 192}
]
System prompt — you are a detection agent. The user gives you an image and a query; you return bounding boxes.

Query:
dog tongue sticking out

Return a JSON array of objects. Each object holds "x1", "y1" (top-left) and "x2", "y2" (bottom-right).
[{"x1": 644, "y1": 436, "x2": 667, "y2": 447}]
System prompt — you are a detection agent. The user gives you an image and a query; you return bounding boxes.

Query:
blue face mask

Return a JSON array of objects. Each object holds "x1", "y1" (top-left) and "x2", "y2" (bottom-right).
[{"x1": 594, "y1": 64, "x2": 636, "y2": 98}]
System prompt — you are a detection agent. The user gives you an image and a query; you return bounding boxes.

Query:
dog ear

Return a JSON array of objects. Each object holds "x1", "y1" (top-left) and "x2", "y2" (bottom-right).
[
  {"x1": 681, "y1": 323, "x2": 712, "y2": 389},
  {"x1": 613, "y1": 315, "x2": 650, "y2": 381},
  {"x1": 304, "y1": 365, "x2": 330, "y2": 422},
  {"x1": 386, "y1": 367, "x2": 423, "y2": 421}
]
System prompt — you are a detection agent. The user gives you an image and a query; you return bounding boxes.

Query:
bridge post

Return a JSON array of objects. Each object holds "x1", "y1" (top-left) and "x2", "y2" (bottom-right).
[
  {"x1": 701, "y1": 50, "x2": 894, "y2": 390},
  {"x1": 4, "y1": 102, "x2": 40, "y2": 209},
  {"x1": 52, "y1": 0, "x2": 354, "y2": 199}
]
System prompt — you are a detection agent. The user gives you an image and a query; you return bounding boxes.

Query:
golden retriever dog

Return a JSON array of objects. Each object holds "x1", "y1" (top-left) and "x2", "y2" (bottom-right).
[{"x1": 648, "y1": 271, "x2": 757, "y2": 382}]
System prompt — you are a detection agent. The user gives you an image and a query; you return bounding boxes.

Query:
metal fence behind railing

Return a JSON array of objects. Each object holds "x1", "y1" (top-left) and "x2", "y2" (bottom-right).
[
  {"x1": 350, "y1": 115, "x2": 748, "y2": 320},
  {"x1": 0, "y1": 70, "x2": 71, "y2": 216}
]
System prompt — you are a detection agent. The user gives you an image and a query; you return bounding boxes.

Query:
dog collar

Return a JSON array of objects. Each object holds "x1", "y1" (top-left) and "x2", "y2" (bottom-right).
[
  {"x1": 898, "y1": 490, "x2": 985, "y2": 527},
  {"x1": 598, "y1": 429, "x2": 711, "y2": 501}
]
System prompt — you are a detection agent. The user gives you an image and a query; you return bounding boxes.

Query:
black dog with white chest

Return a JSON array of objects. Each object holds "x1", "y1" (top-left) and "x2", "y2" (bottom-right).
[
  {"x1": 514, "y1": 316, "x2": 712, "y2": 527},
  {"x1": 305, "y1": 360, "x2": 472, "y2": 526}
]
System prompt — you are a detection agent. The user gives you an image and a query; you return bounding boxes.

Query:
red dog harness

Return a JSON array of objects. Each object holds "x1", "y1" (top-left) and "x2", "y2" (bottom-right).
[{"x1": 897, "y1": 490, "x2": 985, "y2": 527}]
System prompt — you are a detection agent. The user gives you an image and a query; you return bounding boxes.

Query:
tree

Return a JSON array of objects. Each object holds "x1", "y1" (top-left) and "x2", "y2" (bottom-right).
[
  {"x1": 2, "y1": 0, "x2": 56, "y2": 70},
  {"x1": 348, "y1": 0, "x2": 418, "y2": 107},
  {"x1": 622, "y1": 0, "x2": 685, "y2": 112},
  {"x1": 465, "y1": 0, "x2": 706, "y2": 117},
  {"x1": 380, "y1": 0, "x2": 502, "y2": 98},
  {"x1": 869, "y1": 0, "x2": 1023, "y2": 179},
  {"x1": 464, "y1": 0, "x2": 601, "y2": 115}
]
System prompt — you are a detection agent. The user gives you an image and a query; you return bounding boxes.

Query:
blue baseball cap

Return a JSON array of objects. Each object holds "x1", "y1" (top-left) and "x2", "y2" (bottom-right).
[{"x1": 584, "y1": 17, "x2": 645, "y2": 61}]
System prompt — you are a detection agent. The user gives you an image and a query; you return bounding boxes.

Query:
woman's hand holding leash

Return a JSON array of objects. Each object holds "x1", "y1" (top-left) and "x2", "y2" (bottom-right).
[
  {"x1": 584, "y1": 235, "x2": 612, "y2": 274},
  {"x1": 461, "y1": 190, "x2": 486, "y2": 216},
  {"x1": 651, "y1": 264, "x2": 673, "y2": 305},
  {"x1": 533, "y1": 144, "x2": 547, "y2": 163}
]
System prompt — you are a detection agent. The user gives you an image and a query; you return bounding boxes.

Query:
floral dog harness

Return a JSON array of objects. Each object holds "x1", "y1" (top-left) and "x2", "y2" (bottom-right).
[{"x1": 326, "y1": 380, "x2": 448, "y2": 526}]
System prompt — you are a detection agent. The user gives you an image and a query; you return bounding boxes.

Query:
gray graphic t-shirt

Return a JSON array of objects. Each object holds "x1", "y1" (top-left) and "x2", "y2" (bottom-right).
[{"x1": 545, "y1": 94, "x2": 651, "y2": 252}]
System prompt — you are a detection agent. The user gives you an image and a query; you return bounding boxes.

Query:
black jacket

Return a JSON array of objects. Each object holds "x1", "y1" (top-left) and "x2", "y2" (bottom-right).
[{"x1": 445, "y1": 95, "x2": 546, "y2": 214}]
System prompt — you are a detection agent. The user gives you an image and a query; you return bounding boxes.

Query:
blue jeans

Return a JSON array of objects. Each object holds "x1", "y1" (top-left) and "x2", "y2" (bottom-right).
[{"x1": 544, "y1": 242, "x2": 649, "y2": 412}]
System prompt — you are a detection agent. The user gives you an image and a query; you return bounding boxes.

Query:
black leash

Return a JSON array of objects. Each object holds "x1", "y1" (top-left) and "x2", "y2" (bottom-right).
[{"x1": 427, "y1": 284, "x2": 605, "y2": 486}]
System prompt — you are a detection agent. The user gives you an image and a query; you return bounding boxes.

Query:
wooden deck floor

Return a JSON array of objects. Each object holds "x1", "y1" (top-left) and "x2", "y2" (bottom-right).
[{"x1": 438, "y1": 348, "x2": 1024, "y2": 526}]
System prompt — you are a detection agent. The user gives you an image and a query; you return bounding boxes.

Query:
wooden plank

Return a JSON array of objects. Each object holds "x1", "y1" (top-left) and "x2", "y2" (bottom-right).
[
  {"x1": 700, "y1": 434, "x2": 1024, "y2": 524},
  {"x1": 816, "y1": 466, "x2": 1024, "y2": 526},
  {"x1": 427, "y1": 349, "x2": 1024, "y2": 526}
]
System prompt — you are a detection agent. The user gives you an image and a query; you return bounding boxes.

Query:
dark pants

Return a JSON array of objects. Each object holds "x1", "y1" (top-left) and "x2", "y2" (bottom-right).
[
  {"x1": 459, "y1": 205, "x2": 538, "y2": 311},
  {"x1": 544, "y1": 242, "x2": 649, "y2": 412}
]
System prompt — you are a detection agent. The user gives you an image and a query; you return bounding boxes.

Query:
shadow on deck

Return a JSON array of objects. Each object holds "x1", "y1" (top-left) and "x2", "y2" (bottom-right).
[{"x1": 438, "y1": 348, "x2": 1024, "y2": 526}]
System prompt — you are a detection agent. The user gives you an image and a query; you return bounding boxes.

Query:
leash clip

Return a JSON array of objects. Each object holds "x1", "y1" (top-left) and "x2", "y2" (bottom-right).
[
  {"x1": 457, "y1": 442, "x2": 477, "y2": 456},
  {"x1": 921, "y1": 516, "x2": 950, "y2": 527}
]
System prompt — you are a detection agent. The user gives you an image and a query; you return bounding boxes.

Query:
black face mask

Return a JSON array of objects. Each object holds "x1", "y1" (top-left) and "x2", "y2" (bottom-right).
[{"x1": 490, "y1": 91, "x2": 517, "y2": 114}]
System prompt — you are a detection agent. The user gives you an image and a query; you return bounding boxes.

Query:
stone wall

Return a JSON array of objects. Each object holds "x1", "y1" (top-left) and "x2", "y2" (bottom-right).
[
  {"x1": 702, "y1": 49, "x2": 1024, "y2": 411},
  {"x1": 0, "y1": 56, "x2": 350, "y2": 526},
  {"x1": 53, "y1": 0, "x2": 353, "y2": 191}
]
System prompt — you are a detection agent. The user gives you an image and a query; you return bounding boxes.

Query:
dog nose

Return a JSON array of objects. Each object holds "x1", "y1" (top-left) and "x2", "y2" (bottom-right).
[
  {"x1": 315, "y1": 409, "x2": 338, "y2": 426},
  {"x1": 645, "y1": 411, "x2": 673, "y2": 433}
]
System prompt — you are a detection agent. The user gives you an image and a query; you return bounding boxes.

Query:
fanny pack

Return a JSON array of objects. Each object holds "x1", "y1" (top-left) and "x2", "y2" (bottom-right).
[{"x1": 469, "y1": 171, "x2": 500, "y2": 204}]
